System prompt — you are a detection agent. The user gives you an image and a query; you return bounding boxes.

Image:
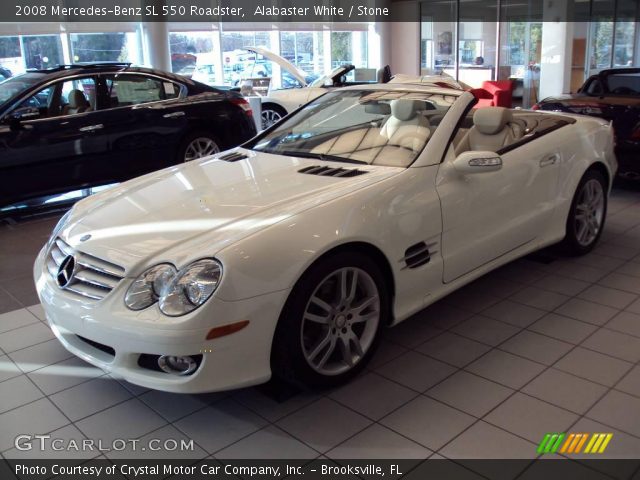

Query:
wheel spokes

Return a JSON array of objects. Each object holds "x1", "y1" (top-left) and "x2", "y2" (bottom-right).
[
  {"x1": 310, "y1": 295, "x2": 333, "y2": 314},
  {"x1": 301, "y1": 267, "x2": 381, "y2": 376}
]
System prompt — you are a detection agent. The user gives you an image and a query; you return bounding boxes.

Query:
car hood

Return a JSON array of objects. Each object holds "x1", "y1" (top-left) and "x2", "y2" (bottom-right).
[
  {"x1": 245, "y1": 46, "x2": 309, "y2": 86},
  {"x1": 60, "y1": 149, "x2": 402, "y2": 274}
]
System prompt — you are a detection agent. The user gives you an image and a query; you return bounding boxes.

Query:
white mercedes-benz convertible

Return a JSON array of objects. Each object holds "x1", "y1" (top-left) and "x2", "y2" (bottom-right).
[{"x1": 35, "y1": 84, "x2": 616, "y2": 393}]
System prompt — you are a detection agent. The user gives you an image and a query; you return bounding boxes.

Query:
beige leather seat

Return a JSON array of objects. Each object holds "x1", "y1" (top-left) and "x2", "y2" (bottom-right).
[
  {"x1": 455, "y1": 107, "x2": 524, "y2": 154},
  {"x1": 309, "y1": 99, "x2": 431, "y2": 166},
  {"x1": 380, "y1": 99, "x2": 430, "y2": 152},
  {"x1": 62, "y1": 90, "x2": 90, "y2": 115}
]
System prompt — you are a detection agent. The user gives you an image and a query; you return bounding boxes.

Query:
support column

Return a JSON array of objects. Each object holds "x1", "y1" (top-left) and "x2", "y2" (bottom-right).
[
  {"x1": 539, "y1": 0, "x2": 574, "y2": 99},
  {"x1": 376, "y1": 22, "x2": 391, "y2": 70},
  {"x1": 323, "y1": 29, "x2": 332, "y2": 72},
  {"x1": 60, "y1": 32, "x2": 71, "y2": 65},
  {"x1": 142, "y1": 12, "x2": 171, "y2": 71}
]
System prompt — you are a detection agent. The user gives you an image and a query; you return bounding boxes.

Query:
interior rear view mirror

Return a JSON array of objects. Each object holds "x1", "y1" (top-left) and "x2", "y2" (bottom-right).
[
  {"x1": 453, "y1": 151, "x2": 503, "y2": 174},
  {"x1": 364, "y1": 102, "x2": 391, "y2": 115}
]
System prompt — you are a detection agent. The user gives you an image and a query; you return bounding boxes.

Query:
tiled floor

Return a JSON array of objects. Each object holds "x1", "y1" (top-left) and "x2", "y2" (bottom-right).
[{"x1": 1, "y1": 187, "x2": 640, "y2": 472}]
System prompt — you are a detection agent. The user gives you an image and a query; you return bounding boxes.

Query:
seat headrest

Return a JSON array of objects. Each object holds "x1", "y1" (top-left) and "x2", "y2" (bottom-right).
[
  {"x1": 390, "y1": 99, "x2": 421, "y2": 121},
  {"x1": 68, "y1": 90, "x2": 88, "y2": 108},
  {"x1": 473, "y1": 107, "x2": 513, "y2": 135}
]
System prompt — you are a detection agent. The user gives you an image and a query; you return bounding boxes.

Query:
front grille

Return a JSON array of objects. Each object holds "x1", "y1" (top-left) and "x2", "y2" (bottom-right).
[{"x1": 46, "y1": 237, "x2": 125, "y2": 301}]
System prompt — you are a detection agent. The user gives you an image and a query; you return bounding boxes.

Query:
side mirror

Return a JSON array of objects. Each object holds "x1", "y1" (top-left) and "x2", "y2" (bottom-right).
[{"x1": 453, "y1": 151, "x2": 503, "y2": 174}]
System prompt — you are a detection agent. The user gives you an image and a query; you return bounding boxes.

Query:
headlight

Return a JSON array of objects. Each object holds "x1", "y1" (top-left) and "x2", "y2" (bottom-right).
[
  {"x1": 50, "y1": 209, "x2": 72, "y2": 240},
  {"x1": 124, "y1": 264, "x2": 177, "y2": 311},
  {"x1": 159, "y1": 259, "x2": 223, "y2": 316}
]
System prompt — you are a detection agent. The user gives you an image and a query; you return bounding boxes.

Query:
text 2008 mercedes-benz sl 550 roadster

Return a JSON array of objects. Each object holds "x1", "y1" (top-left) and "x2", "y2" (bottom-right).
[{"x1": 35, "y1": 84, "x2": 617, "y2": 393}]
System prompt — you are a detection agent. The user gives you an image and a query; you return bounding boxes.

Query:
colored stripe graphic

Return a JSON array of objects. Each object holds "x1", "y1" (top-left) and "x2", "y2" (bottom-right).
[
  {"x1": 539, "y1": 433, "x2": 613, "y2": 454},
  {"x1": 537, "y1": 433, "x2": 565, "y2": 454}
]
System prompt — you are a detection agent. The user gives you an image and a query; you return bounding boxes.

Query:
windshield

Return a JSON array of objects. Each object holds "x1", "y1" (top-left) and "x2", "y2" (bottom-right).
[
  {"x1": 0, "y1": 73, "x2": 45, "y2": 106},
  {"x1": 605, "y1": 73, "x2": 640, "y2": 96},
  {"x1": 252, "y1": 89, "x2": 458, "y2": 167}
]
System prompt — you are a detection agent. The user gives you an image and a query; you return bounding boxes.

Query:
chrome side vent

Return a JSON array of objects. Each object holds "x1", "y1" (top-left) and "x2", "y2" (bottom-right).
[
  {"x1": 46, "y1": 238, "x2": 125, "y2": 301},
  {"x1": 218, "y1": 151, "x2": 248, "y2": 162},
  {"x1": 298, "y1": 165, "x2": 367, "y2": 178},
  {"x1": 402, "y1": 242, "x2": 432, "y2": 269}
]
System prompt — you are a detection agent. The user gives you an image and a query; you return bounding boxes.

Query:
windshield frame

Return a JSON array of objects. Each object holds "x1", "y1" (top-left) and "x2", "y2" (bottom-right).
[{"x1": 246, "y1": 87, "x2": 461, "y2": 168}]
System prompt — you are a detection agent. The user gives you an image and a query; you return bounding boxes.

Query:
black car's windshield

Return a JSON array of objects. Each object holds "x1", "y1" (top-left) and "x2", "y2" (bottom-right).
[
  {"x1": 252, "y1": 89, "x2": 458, "y2": 167},
  {"x1": 605, "y1": 73, "x2": 640, "y2": 96},
  {"x1": 0, "y1": 73, "x2": 45, "y2": 106}
]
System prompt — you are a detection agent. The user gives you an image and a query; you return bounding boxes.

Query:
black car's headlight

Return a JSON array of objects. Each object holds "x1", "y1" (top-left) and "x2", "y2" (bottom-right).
[{"x1": 125, "y1": 259, "x2": 222, "y2": 316}]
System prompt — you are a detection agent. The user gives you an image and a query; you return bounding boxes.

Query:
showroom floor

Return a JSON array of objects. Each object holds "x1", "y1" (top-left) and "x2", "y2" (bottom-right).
[{"x1": 1, "y1": 187, "x2": 640, "y2": 472}]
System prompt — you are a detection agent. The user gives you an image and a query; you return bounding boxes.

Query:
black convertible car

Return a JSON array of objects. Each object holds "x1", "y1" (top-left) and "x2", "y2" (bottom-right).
[
  {"x1": 535, "y1": 68, "x2": 640, "y2": 180},
  {"x1": 0, "y1": 63, "x2": 257, "y2": 209}
]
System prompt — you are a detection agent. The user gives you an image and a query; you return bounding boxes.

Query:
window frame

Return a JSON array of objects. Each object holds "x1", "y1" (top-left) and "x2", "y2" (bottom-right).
[
  {"x1": 97, "y1": 72, "x2": 187, "y2": 112},
  {"x1": 3, "y1": 74, "x2": 99, "y2": 123}
]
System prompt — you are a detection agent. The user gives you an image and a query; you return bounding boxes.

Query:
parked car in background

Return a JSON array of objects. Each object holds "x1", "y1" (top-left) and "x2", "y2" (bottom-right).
[
  {"x1": 535, "y1": 68, "x2": 639, "y2": 180},
  {"x1": 241, "y1": 46, "x2": 390, "y2": 129},
  {"x1": 0, "y1": 63, "x2": 256, "y2": 210},
  {"x1": 35, "y1": 85, "x2": 616, "y2": 393}
]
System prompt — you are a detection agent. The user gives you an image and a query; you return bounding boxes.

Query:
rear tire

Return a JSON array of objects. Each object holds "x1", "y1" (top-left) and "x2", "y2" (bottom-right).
[
  {"x1": 271, "y1": 252, "x2": 389, "y2": 389},
  {"x1": 561, "y1": 169, "x2": 608, "y2": 256},
  {"x1": 177, "y1": 131, "x2": 220, "y2": 163}
]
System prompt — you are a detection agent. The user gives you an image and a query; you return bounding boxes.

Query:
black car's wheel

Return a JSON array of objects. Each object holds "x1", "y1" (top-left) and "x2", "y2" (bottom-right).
[
  {"x1": 561, "y1": 169, "x2": 608, "y2": 256},
  {"x1": 261, "y1": 104, "x2": 287, "y2": 130},
  {"x1": 272, "y1": 251, "x2": 388, "y2": 389},
  {"x1": 178, "y1": 132, "x2": 220, "y2": 162}
]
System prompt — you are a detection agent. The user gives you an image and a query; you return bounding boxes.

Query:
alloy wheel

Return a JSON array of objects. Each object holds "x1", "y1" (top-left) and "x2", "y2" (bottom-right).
[
  {"x1": 261, "y1": 109, "x2": 283, "y2": 129},
  {"x1": 300, "y1": 267, "x2": 381, "y2": 376},
  {"x1": 184, "y1": 137, "x2": 220, "y2": 162},
  {"x1": 574, "y1": 178, "x2": 605, "y2": 247}
]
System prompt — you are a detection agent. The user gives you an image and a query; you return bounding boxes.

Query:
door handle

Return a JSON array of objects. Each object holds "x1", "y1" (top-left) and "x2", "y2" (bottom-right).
[
  {"x1": 540, "y1": 154, "x2": 559, "y2": 167},
  {"x1": 79, "y1": 124, "x2": 104, "y2": 132},
  {"x1": 163, "y1": 111, "x2": 185, "y2": 119}
]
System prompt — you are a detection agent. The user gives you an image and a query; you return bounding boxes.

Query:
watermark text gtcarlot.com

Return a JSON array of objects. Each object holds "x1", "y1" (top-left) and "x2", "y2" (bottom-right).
[{"x1": 15, "y1": 434, "x2": 195, "y2": 452}]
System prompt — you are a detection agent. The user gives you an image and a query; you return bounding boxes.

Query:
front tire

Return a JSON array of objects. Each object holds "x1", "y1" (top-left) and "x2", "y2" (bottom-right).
[
  {"x1": 272, "y1": 252, "x2": 389, "y2": 389},
  {"x1": 178, "y1": 131, "x2": 220, "y2": 163},
  {"x1": 561, "y1": 169, "x2": 608, "y2": 255}
]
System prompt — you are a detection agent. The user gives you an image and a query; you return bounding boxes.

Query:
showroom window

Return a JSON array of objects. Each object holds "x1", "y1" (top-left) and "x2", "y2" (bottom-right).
[
  {"x1": 0, "y1": 34, "x2": 63, "y2": 74},
  {"x1": 170, "y1": 31, "x2": 217, "y2": 81},
  {"x1": 70, "y1": 33, "x2": 128, "y2": 63},
  {"x1": 280, "y1": 31, "x2": 325, "y2": 76},
  {"x1": 22, "y1": 35, "x2": 64, "y2": 70},
  {"x1": 421, "y1": 0, "x2": 638, "y2": 107}
]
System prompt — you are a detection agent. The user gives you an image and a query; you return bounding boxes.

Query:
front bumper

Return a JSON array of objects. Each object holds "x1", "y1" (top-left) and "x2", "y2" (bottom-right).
[{"x1": 34, "y1": 247, "x2": 289, "y2": 394}]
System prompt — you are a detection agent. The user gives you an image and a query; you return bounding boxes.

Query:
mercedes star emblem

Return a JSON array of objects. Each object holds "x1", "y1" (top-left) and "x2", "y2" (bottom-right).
[{"x1": 56, "y1": 255, "x2": 76, "y2": 288}]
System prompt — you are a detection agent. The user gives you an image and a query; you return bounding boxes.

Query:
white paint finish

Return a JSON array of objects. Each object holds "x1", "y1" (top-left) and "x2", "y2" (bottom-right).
[{"x1": 35, "y1": 84, "x2": 617, "y2": 393}]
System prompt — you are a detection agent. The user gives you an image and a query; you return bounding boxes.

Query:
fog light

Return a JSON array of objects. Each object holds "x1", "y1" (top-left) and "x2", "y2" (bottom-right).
[{"x1": 157, "y1": 355, "x2": 198, "y2": 376}]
